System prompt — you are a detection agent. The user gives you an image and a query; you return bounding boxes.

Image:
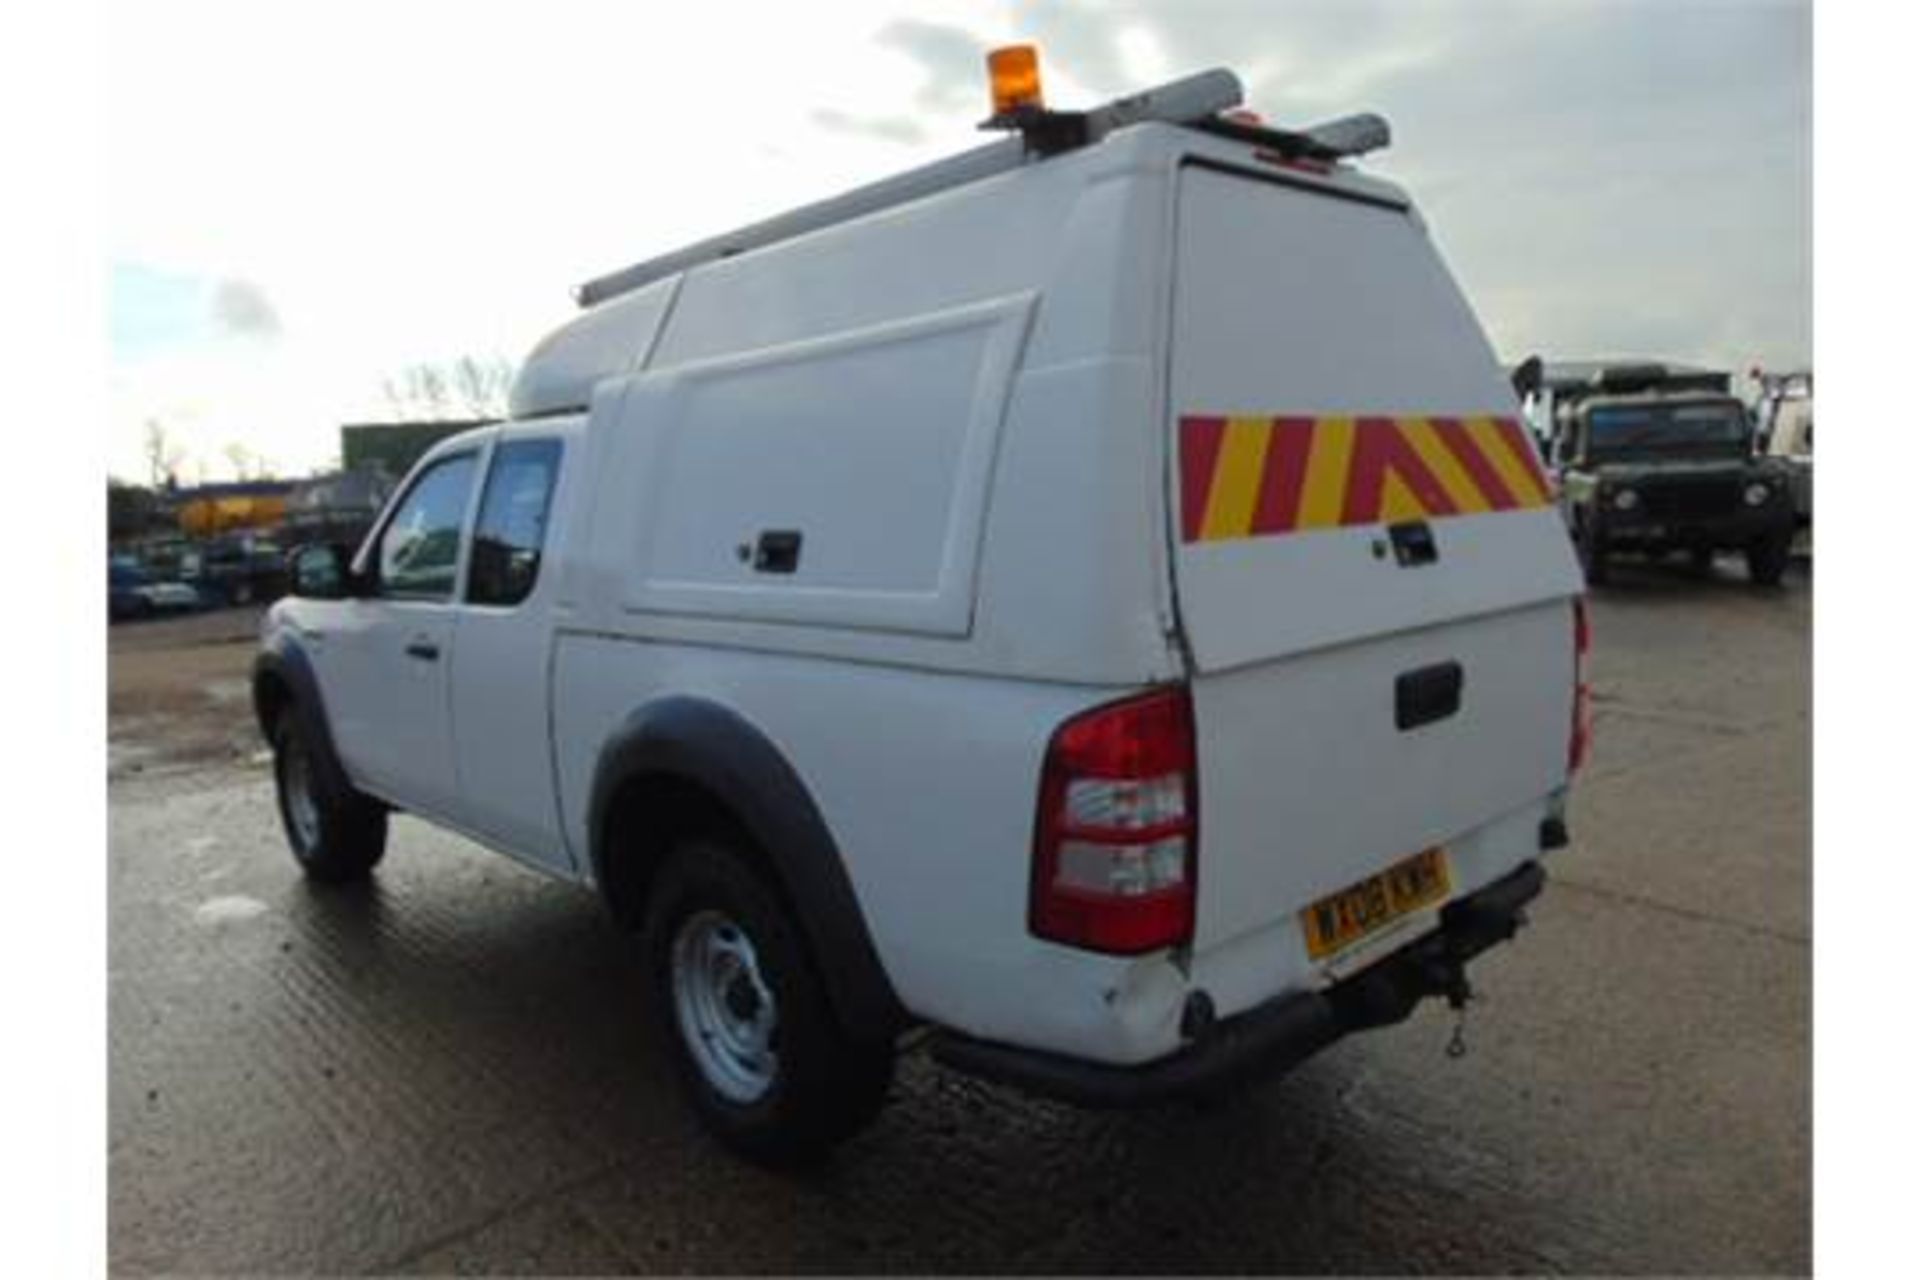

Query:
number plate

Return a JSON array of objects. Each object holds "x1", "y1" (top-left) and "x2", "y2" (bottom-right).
[{"x1": 1300, "y1": 848, "x2": 1451, "y2": 961}]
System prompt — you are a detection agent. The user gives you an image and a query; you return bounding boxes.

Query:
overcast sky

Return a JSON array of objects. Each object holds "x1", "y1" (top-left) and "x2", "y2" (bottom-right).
[{"x1": 103, "y1": 0, "x2": 1810, "y2": 483}]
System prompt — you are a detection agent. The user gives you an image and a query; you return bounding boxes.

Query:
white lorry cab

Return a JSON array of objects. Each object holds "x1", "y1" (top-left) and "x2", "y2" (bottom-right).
[{"x1": 255, "y1": 52, "x2": 1588, "y2": 1163}]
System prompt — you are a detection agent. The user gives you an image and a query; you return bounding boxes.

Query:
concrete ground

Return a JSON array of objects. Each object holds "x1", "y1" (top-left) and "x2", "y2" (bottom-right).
[{"x1": 108, "y1": 561, "x2": 1810, "y2": 1275}]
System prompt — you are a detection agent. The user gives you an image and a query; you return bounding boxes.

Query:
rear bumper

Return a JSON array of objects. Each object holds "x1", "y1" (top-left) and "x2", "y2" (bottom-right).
[{"x1": 931, "y1": 860, "x2": 1545, "y2": 1108}]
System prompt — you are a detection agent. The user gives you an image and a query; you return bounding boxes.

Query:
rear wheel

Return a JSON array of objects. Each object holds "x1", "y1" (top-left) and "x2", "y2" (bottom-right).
[
  {"x1": 644, "y1": 835, "x2": 893, "y2": 1165},
  {"x1": 271, "y1": 708, "x2": 386, "y2": 882},
  {"x1": 1745, "y1": 529, "x2": 1793, "y2": 587},
  {"x1": 1689, "y1": 546, "x2": 1717, "y2": 575}
]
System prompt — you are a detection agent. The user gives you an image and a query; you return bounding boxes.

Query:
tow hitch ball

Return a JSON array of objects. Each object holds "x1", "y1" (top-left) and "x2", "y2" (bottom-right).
[
  {"x1": 1431, "y1": 898, "x2": 1533, "y2": 1058},
  {"x1": 1427, "y1": 957, "x2": 1474, "y2": 1060}
]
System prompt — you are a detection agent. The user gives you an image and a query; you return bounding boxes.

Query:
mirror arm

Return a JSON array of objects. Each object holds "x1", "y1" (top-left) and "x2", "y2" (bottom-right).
[{"x1": 337, "y1": 544, "x2": 369, "y2": 598}]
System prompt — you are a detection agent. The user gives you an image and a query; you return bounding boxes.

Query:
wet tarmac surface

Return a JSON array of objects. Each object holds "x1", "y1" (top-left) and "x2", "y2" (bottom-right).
[{"x1": 108, "y1": 560, "x2": 1810, "y2": 1274}]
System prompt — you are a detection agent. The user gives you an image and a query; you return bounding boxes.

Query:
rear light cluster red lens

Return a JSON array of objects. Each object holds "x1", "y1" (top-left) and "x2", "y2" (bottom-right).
[
  {"x1": 1569, "y1": 597, "x2": 1593, "y2": 773},
  {"x1": 1030, "y1": 686, "x2": 1198, "y2": 954}
]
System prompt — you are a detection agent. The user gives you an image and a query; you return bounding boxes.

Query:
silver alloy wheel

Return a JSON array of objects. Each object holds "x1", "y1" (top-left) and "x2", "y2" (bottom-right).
[
  {"x1": 670, "y1": 910, "x2": 780, "y2": 1103},
  {"x1": 281, "y1": 737, "x2": 322, "y2": 853}
]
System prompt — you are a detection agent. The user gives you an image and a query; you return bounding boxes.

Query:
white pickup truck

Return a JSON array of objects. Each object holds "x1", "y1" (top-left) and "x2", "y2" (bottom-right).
[{"x1": 255, "y1": 57, "x2": 1586, "y2": 1163}]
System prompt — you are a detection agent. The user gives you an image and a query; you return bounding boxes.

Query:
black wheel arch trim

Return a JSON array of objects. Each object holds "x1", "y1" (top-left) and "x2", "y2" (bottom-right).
[
  {"x1": 588, "y1": 696, "x2": 910, "y2": 1042},
  {"x1": 252, "y1": 638, "x2": 353, "y2": 801}
]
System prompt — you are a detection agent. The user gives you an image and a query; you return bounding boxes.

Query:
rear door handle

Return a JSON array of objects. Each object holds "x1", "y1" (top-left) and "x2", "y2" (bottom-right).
[
  {"x1": 404, "y1": 638, "x2": 440, "y2": 662},
  {"x1": 1395, "y1": 661, "x2": 1463, "y2": 730},
  {"x1": 1387, "y1": 520, "x2": 1438, "y2": 567}
]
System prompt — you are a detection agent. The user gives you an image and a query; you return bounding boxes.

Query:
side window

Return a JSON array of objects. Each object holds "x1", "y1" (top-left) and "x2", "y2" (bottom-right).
[
  {"x1": 376, "y1": 453, "x2": 478, "y2": 600},
  {"x1": 467, "y1": 439, "x2": 563, "y2": 607}
]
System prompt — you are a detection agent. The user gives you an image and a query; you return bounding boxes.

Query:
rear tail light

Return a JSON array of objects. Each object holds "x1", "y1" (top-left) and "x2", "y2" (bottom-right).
[
  {"x1": 1030, "y1": 686, "x2": 1198, "y2": 954},
  {"x1": 1569, "y1": 597, "x2": 1593, "y2": 773}
]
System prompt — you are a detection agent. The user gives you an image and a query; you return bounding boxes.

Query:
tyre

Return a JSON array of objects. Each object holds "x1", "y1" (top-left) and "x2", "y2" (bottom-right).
[
  {"x1": 1745, "y1": 530, "x2": 1793, "y2": 587},
  {"x1": 1689, "y1": 546, "x2": 1716, "y2": 575},
  {"x1": 271, "y1": 707, "x2": 387, "y2": 883},
  {"x1": 644, "y1": 835, "x2": 894, "y2": 1165}
]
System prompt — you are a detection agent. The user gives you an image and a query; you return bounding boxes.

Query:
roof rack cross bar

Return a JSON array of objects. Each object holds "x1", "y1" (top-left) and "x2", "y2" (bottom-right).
[{"x1": 573, "y1": 69, "x2": 1245, "y2": 310}]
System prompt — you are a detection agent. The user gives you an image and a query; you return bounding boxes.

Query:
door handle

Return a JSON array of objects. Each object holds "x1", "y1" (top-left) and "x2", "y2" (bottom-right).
[
  {"x1": 752, "y1": 529, "x2": 803, "y2": 574},
  {"x1": 1387, "y1": 520, "x2": 1438, "y2": 567},
  {"x1": 404, "y1": 638, "x2": 441, "y2": 662},
  {"x1": 1395, "y1": 660, "x2": 1463, "y2": 730}
]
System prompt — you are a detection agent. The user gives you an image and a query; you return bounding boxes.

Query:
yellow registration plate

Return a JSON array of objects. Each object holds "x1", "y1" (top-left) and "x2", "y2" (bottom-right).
[{"x1": 1300, "y1": 848, "x2": 1452, "y2": 960}]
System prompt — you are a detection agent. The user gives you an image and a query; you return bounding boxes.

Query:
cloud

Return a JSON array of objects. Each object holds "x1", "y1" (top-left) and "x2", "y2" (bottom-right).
[
  {"x1": 1006, "y1": 0, "x2": 1134, "y2": 97},
  {"x1": 812, "y1": 107, "x2": 928, "y2": 146},
  {"x1": 98, "y1": 0, "x2": 1810, "y2": 481},
  {"x1": 210, "y1": 278, "x2": 281, "y2": 340},
  {"x1": 877, "y1": 18, "x2": 988, "y2": 115},
  {"x1": 111, "y1": 264, "x2": 283, "y2": 361},
  {"x1": 1054, "y1": 0, "x2": 1811, "y2": 371}
]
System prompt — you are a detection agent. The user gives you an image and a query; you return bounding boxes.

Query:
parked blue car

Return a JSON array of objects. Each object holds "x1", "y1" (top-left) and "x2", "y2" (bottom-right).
[{"x1": 110, "y1": 558, "x2": 202, "y2": 621}]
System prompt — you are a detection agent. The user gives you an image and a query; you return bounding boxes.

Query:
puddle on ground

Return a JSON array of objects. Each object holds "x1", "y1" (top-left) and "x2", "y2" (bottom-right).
[
  {"x1": 201, "y1": 679, "x2": 251, "y2": 705},
  {"x1": 193, "y1": 895, "x2": 269, "y2": 926}
]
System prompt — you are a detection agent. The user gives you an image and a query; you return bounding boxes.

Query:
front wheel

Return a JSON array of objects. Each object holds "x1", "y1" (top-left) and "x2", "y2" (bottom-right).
[
  {"x1": 644, "y1": 836, "x2": 894, "y2": 1165},
  {"x1": 271, "y1": 708, "x2": 387, "y2": 882},
  {"x1": 1745, "y1": 530, "x2": 1794, "y2": 587}
]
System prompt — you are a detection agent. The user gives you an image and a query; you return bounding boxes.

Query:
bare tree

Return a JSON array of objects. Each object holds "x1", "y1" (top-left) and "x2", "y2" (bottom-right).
[
  {"x1": 380, "y1": 367, "x2": 447, "y2": 421},
  {"x1": 382, "y1": 356, "x2": 516, "y2": 421},
  {"x1": 451, "y1": 354, "x2": 516, "y2": 417},
  {"x1": 143, "y1": 419, "x2": 186, "y2": 489},
  {"x1": 379, "y1": 373, "x2": 414, "y2": 422},
  {"x1": 223, "y1": 442, "x2": 260, "y2": 481}
]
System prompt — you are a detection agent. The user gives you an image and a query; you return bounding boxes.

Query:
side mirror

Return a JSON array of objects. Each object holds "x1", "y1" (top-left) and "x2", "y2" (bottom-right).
[
  {"x1": 1511, "y1": 355, "x2": 1543, "y2": 400},
  {"x1": 288, "y1": 543, "x2": 356, "y2": 600}
]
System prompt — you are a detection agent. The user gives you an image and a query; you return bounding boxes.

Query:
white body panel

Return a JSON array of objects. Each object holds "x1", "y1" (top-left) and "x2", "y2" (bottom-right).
[
  {"x1": 264, "y1": 120, "x2": 1579, "y2": 1069},
  {"x1": 508, "y1": 278, "x2": 680, "y2": 419},
  {"x1": 446, "y1": 418, "x2": 587, "y2": 871},
  {"x1": 547, "y1": 636, "x2": 1158, "y2": 1055},
  {"x1": 321, "y1": 597, "x2": 463, "y2": 812},
  {"x1": 1165, "y1": 163, "x2": 1581, "y2": 954},
  {"x1": 605, "y1": 295, "x2": 1034, "y2": 637},
  {"x1": 1168, "y1": 166, "x2": 1576, "y2": 668},
  {"x1": 1190, "y1": 605, "x2": 1573, "y2": 951}
]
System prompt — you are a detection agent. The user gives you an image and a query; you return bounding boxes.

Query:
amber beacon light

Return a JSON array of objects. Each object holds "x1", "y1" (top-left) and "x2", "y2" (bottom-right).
[{"x1": 987, "y1": 44, "x2": 1045, "y2": 117}]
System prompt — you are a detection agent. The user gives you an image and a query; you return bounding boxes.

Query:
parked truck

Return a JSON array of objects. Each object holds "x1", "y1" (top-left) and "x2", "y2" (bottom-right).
[
  {"x1": 258, "y1": 51, "x2": 1585, "y2": 1163},
  {"x1": 1517, "y1": 358, "x2": 1797, "y2": 586},
  {"x1": 1751, "y1": 367, "x2": 1812, "y2": 533}
]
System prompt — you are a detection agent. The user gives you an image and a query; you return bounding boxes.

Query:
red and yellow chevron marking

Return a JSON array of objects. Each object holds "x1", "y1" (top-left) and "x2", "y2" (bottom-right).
[{"x1": 1178, "y1": 413, "x2": 1554, "y2": 544}]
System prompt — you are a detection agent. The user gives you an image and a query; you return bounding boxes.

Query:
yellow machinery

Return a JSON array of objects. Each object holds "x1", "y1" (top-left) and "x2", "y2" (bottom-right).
[{"x1": 176, "y1": 488, "x2": 289, "y2": 537}]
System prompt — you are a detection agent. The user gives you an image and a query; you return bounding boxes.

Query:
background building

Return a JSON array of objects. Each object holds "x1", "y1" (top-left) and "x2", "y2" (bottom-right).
[{"x1": 340, "y1": 419, "x2": 493, "y2": 479}]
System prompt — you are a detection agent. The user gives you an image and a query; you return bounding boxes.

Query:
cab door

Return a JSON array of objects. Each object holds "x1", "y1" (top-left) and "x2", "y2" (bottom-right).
[
  {"x1": 447, "y1": 432, "x2": 574, "y2": 871},
  {"x1": 323, "y1": 449, "x2": 481, "y2": 815}
]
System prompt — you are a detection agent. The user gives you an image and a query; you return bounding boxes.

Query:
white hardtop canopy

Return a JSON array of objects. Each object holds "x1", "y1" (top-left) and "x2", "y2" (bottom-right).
[{"x1": 508, "y1": 69, "x2": 1393, "y2": 420}]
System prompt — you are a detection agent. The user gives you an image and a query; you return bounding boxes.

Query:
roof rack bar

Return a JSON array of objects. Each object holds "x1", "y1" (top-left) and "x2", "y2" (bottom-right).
[
  {"x1": 573, "y1": 68, "x2": 1244, "y2": 310},
  {"x1": 1298, "y1": 112, "x2": 1391, "y2": 159},
  {"x1": 1078, "y1": 67, "x2": 1242, "y2": 143},
  {"x1": 574, "y1": 136, "x2": 1023, "y2": 308}
]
